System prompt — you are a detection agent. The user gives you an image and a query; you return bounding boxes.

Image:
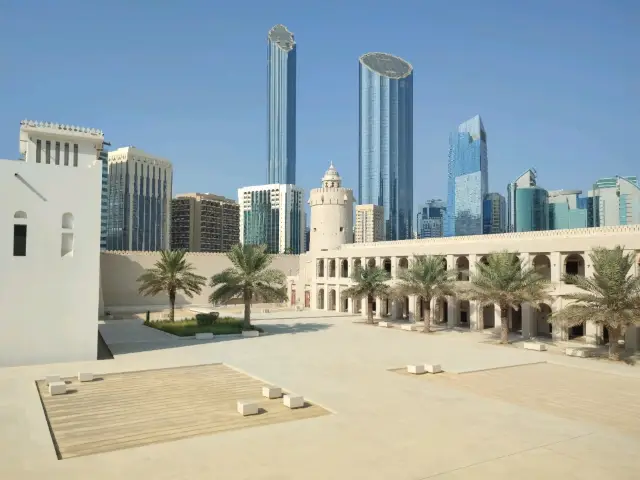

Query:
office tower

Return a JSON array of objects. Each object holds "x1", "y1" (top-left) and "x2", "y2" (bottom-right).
[
  {"x1": 445, "y1": 115, "x2": 488, "y2": 237},
  {"x1": 587, "y1": 176, "x2": 640, "y2": 227},
  {"x1": 106, "y1": 146, "x2": 173, "y2": 251},
  {"x1": 416, "y1": 199, "x2": 446, "y2": 238},
  {"x1": 267, "y1": 24, "x2": 297, "y2": 185},
  {"x1": 354, "y1": 204, "x2": 385, "y2": 243},
  {"x1": 99, "y1": 141, "x2": 111, "y2": 251},
  {"x1": 359, "y1": 52, "x2": 413, "y2": 240},
  {"x1": 548, "y1": 190, "x2": 587, "y2": 230},
  {"x1": 507, "y1": 168, "x2": 537, "y2": 232},
  {"x1": 238, "y1": 184, "x2": 304, "y2": 254},
  {"x1": 170, "y1": 193, "x2": 239, "y2": 252},
  {"x1": 483, "y1": 193, "x2": 506, "y2": 234}
]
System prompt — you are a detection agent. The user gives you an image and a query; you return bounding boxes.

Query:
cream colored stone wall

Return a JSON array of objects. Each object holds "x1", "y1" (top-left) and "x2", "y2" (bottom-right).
[{"x1": 101, "y1": 251, "x2": 300, "y2": 312}]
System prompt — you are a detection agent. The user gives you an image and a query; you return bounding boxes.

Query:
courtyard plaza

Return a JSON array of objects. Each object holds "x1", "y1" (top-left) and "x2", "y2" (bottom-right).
[{"x1": 1, "y1": 310, "x2": 639, "y2": 479}]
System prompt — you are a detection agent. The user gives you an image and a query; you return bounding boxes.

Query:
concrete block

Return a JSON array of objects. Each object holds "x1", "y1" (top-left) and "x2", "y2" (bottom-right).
[
  {"x1": 237, "y1": 401, "x2": 259, "y2": 416},
  {"x1": 407, "y1": 364, "x2": 426, "y2": 375},
  {"x1": 195, "y1": 332, "x2": 214, "y2": 340},
  {"x1": 262, "y1": 385, "x2": 282, "y2": 399},
  {"x1": 49, "y1": 382, "x2": 67, "y2": 396},
  {"x1": 283, "y1": 394, "x2": 305, "y2": 409},
  {"x1": 524, "y1": 342, "x2": 547, "y2": 351},
  {"x1": 566, "y1": 348, "x2": 589, "y2": 358},
  {"x1": 401, "y1": 324, "x2": 418, "y2": 331},
  {"x1": 261, "y1": 308, "x2": 271, "y2": 313},
  {"x1": 242, "y1": 330, "x2": 260, "y2": 338},
  {"x1": 378, "y1": 321, "x2": 393, "y2": 328},
  {"x1": 424, "y1": 364, "x2": 442, "y2": 374},
  {"x1": 45, "y1": 375, "x2": 61, "y2": 385},
  {"x1": 77, "y1": 372, "x2": 93, "y2": 382}
]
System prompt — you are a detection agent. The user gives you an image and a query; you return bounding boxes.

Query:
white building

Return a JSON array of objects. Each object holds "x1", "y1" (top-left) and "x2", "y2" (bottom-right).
[
  {"x1": 106, "y1": 146, "x2": 173, "y2": 251},
  {"x1": 0, "y1": 120, "x2": 104, "y2": 367},
  {"x1": 355, "y1": 204, "x2": 384, "y2": 243},
  {"x1": 589, "y1": 176, "x2": 640, "y2": 227},
  {"x1": 238, "y1": 184, "x2": 305, "y2": 254},
  {"x1": 309, "y1": 162, "x2": 354, "y2": 251}
]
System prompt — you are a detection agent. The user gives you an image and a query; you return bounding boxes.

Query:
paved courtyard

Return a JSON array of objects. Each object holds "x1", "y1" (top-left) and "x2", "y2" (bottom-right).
[{"x1": 1, "y1": 311, "x2": 640, "y2": 479}]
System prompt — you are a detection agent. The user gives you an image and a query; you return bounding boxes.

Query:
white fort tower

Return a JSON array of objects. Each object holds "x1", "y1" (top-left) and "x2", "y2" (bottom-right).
[{"x1": 308, "y1": 162, "x2": 354, "y2": 251}]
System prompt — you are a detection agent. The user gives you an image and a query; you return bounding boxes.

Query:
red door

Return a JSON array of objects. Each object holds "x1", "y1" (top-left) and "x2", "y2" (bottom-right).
[
  {"x1": 291, "y1": 289, "x2": 296, "y2": 306},
  {"x1": 304, "y1": 291, "x2": 310, "y2": 308}
]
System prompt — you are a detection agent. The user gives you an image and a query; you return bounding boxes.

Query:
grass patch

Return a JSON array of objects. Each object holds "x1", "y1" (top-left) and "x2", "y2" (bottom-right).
[{"x1": 144, "y1": 317, "x2": 263, "y2": 337}]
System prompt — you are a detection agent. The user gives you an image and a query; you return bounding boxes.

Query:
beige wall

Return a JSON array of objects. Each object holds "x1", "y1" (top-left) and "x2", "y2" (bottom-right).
[{"x1": 101, "y1": 251, "x2": 300, "y2": 311}]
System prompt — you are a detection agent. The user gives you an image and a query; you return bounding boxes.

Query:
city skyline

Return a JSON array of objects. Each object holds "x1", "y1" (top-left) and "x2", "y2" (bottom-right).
[{"x1": 0, "y1": 3, "x2": 637, "y2": 218}]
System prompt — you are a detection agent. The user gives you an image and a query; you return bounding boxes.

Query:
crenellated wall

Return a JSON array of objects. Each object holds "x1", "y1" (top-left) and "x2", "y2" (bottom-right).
[{"x1": 101, "y1": 251, "x2": 300, "y2": 311}]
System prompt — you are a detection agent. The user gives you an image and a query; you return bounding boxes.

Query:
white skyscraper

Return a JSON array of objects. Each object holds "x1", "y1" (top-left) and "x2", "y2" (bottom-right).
[
  {"x1": 106, "y1": 147, "x2": 173, "y2": 251},
  {"x1": 238, "y1": 184, "x2": 304, "y2": 254}
]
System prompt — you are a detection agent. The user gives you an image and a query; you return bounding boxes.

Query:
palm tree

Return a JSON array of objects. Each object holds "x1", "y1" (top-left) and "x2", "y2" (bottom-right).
[
  {"x1": 209, "y1": 244, "x2": 288, "y2": 330},
  {"x1": 462, "y1": 251, "x2": 549, "y2": 344},
  {"x1": 341, "y1": 265, "x2": 391, "y2": 324},
  {"x1": 550, "y1": 246, "x2": 640, "y2": 361},
  {"x1": 137, "y1": 250, "x2": 207, "y2": 322},
  {"x1": 393, "y1": 255, "x2": 458, "y2": 333}
]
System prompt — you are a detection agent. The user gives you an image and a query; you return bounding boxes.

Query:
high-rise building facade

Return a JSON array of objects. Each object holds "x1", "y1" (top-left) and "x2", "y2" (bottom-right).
[
  {"x1": 482, "y1": 192, "x2": 506, "y2": 234},
  {"x1": 514, "y1": 186, "x2": 549, "y2": 232},
  {"x1": 548, "y1": 190, "x2": 587, "y2": 230},
  {"x1": 267, "y1": 24, "x2": 296, "y2": 185},
  {"x1": 354, "y1": 204, "x2": 385, "y2": 243},
  {"x1": 445, "y1": 115, "x2": 488, "y2": 237},
  {"x1": 106, "y1": 147, "x2": 173, "y2": 251},
  {"x1": 587, "y1": 176, "x2": 640, "y2": 227},
  {"x1": 417, "y1": 199, "x2": 446, "y2": 238},
  {"x1": 170, "y1": 193, "x2": 239, "y2": 252},
  {"x1": 358, "y1": 52, "x2": 413, "y2": 241},
  {"x1": 99, "y1": 141, "x2": 110, "y2": 251},
  {"x1": 507, "y1": 168, "x2": 537, "y2": 232},
  {"x1": 238, "y1": 184, "x2": 304, "y2": 254}
]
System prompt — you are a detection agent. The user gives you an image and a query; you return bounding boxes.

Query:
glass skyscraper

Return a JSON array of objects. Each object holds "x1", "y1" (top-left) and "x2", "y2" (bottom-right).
[
  {"x1": 358, "y1": 52, "x2": 413, "y2": 240},
  {"x1": 267, "y1": 24, "x2": 296, "y2": 185},
  {"x1": 482, "y1": 192, "x2": 506, "y2": 234},
  {"x1": 445, "y1": 115, "x2": 488, "y2": 237},
  {"x1": 417, "y1": 199, "x2": 446, "y2": 238},
  {"x1": 99, "y1": 142, "x2": 110, "y2": 251}
]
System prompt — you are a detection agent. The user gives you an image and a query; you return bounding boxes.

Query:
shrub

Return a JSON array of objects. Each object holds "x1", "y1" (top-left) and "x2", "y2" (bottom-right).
[{"x1": 195, "y1": 312, "x2": 219, "y2": 326}]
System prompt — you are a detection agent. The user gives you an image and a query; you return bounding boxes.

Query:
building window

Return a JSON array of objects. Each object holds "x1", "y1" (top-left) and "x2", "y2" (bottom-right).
[
  {"x1": 62, "y1": 212, "x2": 74, "y2": 229},
  {"x1": 55, "y1": 142, "x2": 60, "y2": 165},
  {"x1": 45, "y1": 140, "x2": 51, "y2": 164},
  {"x1": 64, "y1": 143, "x2": 69, "y2": 166},
  {"x1": 73, "y1": 144, "x2": 78, "y2": 167},
  {"x1": 13, "y1": 226, "x2": 27, "y2": 256},
  {"x1": 61, "y1": 213, "x2": 75, "y2": 257},
  {"x1": 36, "y1": 140, "x2": 41, "y2": 163}
]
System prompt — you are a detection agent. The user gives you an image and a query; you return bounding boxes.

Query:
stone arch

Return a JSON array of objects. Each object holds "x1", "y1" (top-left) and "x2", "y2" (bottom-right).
[
  {"x1": 459, "y1": 300, "x2": 470, "y2": 327},
  {"x1": 441, "y1": 257, "x2": 448, "y2": 271},
  {"x1": 536, "y1": 303, "x2": 553, "y2": 337},
  {"x1": 328, "y1": 259, "x2": 336, "y2": 277},
  {"x1": 317, "y1": 259, "x2": 325, "y2": 277},
  {"x1": 532, "y1": 254, "x2": 551, "y2": 281},
  {"x1": 328, "y1": 289, "x2": 336, "y2": 311},
  {"x1": 62, "y1": 212, "x2": 74, "y2": 229},
  {"x1": 398, "y1": 257, "x2": 408, "y2": 273},
  {"x1": 565, "y1": 253, "x2": 585, "y2": 277},
  {"x1": 317, "y1": 289, "x2": 325, "y2": 309},
  {"x1": 367, "y1": 258, "x2": 376, "y2": 268},
  {"x1": 340, "y1": 259, "x2": 349, "y2": 278},
  {"x1": 456, "y1": 256, "x2": 469, "y2": 281},
  {"x1": 479, "y1": 255, "x2": 489, "y2": 266},
  {"x1": 382, "y1": 257, "x2": 391, "y2": 275},
  {"x1": 482, "y1": 305, "x2": 495, "y2": 328},
  {"x1": 353, "y1": 258, "x2": 362, "y2": 272}
]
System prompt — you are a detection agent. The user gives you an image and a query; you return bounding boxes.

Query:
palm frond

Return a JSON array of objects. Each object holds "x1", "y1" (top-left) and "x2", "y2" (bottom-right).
[{"x1": 341, "y1": 265, "x2": 391, "y2": 300}]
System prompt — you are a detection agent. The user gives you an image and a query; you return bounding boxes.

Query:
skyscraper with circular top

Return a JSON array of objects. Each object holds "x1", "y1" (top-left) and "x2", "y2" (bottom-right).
[
  {"x1": 358, "y1": 52, "x2": 413, "y2": 241},
  {"x1": 267, "y1": 24, "x2": 296, "y2": 185}
]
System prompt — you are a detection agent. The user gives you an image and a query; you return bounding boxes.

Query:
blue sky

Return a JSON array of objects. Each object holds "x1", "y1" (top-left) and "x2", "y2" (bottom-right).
[{"x1": 0, "y1": 0, "x2": 638, "y2": 214}]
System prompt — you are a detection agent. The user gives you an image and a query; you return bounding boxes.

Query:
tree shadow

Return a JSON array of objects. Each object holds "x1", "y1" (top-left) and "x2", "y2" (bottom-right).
[{"x1": 259, "y1": 322, "x2": 333, "y2": 336}]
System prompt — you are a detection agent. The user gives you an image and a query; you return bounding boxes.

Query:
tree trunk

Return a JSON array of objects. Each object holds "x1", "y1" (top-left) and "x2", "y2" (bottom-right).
[
  {"x1": 243, "y1": 288, "x2": 252, "y2": 330},
  {"x1": 607, "y1": 325, "x2": 622, "y2": 361},
  {"x1": 169, "y1": 290, "x2": 176, "y2": 323},
  {"x1": 367, "y1": 295, "x2": 374, "y2": 324},
  {"x1": 423, "y1": 297, "x2": 432, "y2": 333},
  {"x1": 499, "y1": 305, "x2": 509, "y2": 344}
]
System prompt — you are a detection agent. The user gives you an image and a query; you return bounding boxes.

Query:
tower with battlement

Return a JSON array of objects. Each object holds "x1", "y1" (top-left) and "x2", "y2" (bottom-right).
[{"x1": 308, "y1": 162, "x2": 354, "y2": 251}]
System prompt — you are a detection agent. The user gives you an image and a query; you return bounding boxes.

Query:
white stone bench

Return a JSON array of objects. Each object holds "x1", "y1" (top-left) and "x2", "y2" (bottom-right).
[
  {"x1": 195, "y1": 332, "x2": 214, "y2": 340},
  {"x1": 424, "y1": 364, "x2": 442, "y2": 374},
  {"x1": 78, "y1": 372, "x2": 93, "y2": 382},
  {"x1": 262, "y1": 385, "x2": 282, "y2": 399},
  {"x1": 261, "y1": 308, "x2": 271, "y2": 313},
  {"x1": 378, "y1": 321, "x2": 393, "y2": 328},
  {"x1": 401, "y1": 324, "x2": 418, "y2": 331},
  {"x1": 407, "y1": 364, "x2": 426, "y2": 374},
  {"x1": 242, "y1": 330, "x2": 260, "y2": 338},
  {"x1": 283, "y1": 394, "x2": 304, "y2": 409},
  {"x1": 566, "y1": 348, "x2": 589, "y2": 358},
  {"x1": 524, "y1": 342, "x2": 547, "y2": 351},
  {"x1": 45, "y1": 375, "x2": 61, "y2": 385},
  {"x1": 237, "y1": 401, "x2": 259, "y2": 416},
  {"x1": 49, "y1": 382, "x2": 67, "y2": 396},
  {"x1": 295, "y1": 305, "x2": 304, "y2": 311}
]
